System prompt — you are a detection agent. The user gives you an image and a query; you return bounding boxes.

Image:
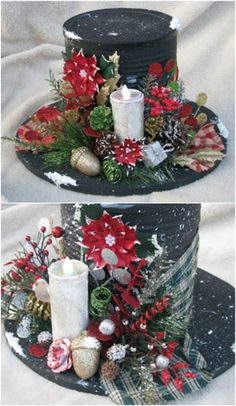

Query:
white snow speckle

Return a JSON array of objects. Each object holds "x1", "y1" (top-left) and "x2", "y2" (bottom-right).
[
  {"x1": 215, "y1": 118, "x2": 229, "y2": 139},
  {"x1": 76, "y1": 379, "x2": 89, "y2": 387},
  {"x1": 64, "y1": 29, "x2": 83, "y2": 40},
  {"x1": 45, "y1": 172, "x2": 77, "y2": 187},
  {"x1": 5, "y1": 332, "x2": 26, "y2": 358},
  {"x1": 108, "y1": 32, "x2": 119, "y2": 36},
  {"x1": 230, "y1": 343, "x2": 235, "y2": 353},
  {"x1": 208, "y1": 330, "x2": 213, "y2": 335},
  {"x1": 170, "y1": 17, "x2": 181, "y2": 30}
]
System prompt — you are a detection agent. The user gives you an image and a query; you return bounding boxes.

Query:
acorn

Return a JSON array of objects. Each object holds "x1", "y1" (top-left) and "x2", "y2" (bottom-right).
[
  {"x1": 70, "y1": 147, "x2": 102, "y2": 176},
  {"x1": 71, "y1": 331, "x2": 101, "y2": 380}
]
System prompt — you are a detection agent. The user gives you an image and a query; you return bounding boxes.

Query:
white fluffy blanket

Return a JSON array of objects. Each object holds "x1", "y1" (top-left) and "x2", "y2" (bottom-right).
[
  {"x1": 1, "y1": 203, "x2": 235, "y2": 405},
  {"x1": 1, "y1": 1, "x2": 235, "y2": 202}
]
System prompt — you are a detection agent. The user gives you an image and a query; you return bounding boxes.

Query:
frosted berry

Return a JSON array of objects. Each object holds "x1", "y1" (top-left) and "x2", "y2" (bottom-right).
[
  {"x1": 16, "y1": 258, "x2": 27, "y2": 269},
  {"x1": 40, "y1": 226, "x2": 47, "y2": 233},
  {"x1": 41, "y1": 265, "x2": 48, "y2": 272},
  {"x1": 32, "y1": 242, "x2": 37, "y2": 248},
  {"x1": 43, "y1": 250, "x2": 49, "y2": 256},
  {"x1": 46, "y1": 239, "x2": 52, "y2": 245},
  {"x1": 25, "y1": 235, "x2": 31, "y2": 241},
  {"x1": 52, "y1": 226, "x2": 64, "y2": 238}
]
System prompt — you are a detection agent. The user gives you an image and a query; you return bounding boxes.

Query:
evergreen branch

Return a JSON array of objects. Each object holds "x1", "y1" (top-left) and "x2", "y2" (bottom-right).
[{"x1": 126, "y1": 162, "x2": 174, "y2": 187}]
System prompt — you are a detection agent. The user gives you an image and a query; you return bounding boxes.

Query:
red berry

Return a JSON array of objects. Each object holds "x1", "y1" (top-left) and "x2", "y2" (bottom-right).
[
  {"x1": 41, "y1": 265, "x2": 48, "y2": 272},
  {"x1": 52, "y1": 226, "x2": 64, "y2": 238},
  {"x1": 34, "y1": 275, "x2": 41, "y2": 282},
  {"x1": 10, "y1": 271, "x2": 22, "y2": 282},
  {"x1": 25, "y1": 235, "x2": 31, "y2": 241},
  {"x1": 46, "y1": 239, "x2": 52, "y2": 245},
  {"x1": 15, "y1": 258, "x2": 26, "y2": 269},
  {"x1": 28, "y1": 252, "x2": 34, "y2": 258},
  {"x1": 43, "y1": 250, "x2": 49, "y2": 256},
  {"x1": 1, "y1": 279, "x2": 7, "y2": 287},
  {"x1": 24, "y1": 266, "x2": 30, "y2": 273},
  {"x1": 32, "y1": 242, "x2": 37, "y2": 248},
  {"x1": 40, "y1": 226, "x2": 46, "y2": 233}
]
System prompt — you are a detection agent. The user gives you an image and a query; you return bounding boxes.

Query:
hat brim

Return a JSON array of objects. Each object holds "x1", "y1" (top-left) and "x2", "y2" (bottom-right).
[
  {"x1": 4, "y1": 268, "x2": 235, "y2": 397},
  {"x1": 16, "y1": 102, "x2": 226, "y2": 196}
]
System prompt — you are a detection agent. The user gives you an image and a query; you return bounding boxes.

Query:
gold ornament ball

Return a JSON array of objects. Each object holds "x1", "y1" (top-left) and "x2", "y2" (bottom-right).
[
  {"x1": 196, "y1": 92, "x2": 208, "y2": 106},
  {"x1": 70, "y1": 147, "x2": 102, "y2": 176}
]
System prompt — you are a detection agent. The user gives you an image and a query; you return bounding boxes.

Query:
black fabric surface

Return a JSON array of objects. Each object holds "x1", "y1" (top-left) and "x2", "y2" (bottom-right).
[
  {"x1": 16, "y1": 103, "x2": 226, "y2": 196},
  {"x1": 4, "y1": 269, "x2": 235, "y2": 397},
  {"x1": 63, "y1": 8, "x2": 177, "y2": 87},
  {"x1": 61, "y1": 203, "x2": 201, "y2": 261}
]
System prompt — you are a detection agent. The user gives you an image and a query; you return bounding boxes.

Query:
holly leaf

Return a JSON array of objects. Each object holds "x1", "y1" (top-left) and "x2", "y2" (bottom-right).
[
  {"x1": 61, "y1": 49, "x2": 72, "y2": 61},
  {"x1": 121, "y1": 291, "x2": 141, "y2": 309},
  {"x1": 99, "y1": 55, "x2": 115, "y2": 79},
  {"x1": 80, "y1": 204, "x2": 104, "y2": 225},
  {"x1": 167, "y1": 80, "x2": 179, "y2": 94}
]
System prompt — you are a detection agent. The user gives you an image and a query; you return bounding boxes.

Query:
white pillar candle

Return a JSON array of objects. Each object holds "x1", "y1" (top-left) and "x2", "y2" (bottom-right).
[
  {"x1": 110, "y1": 85, "x2": 144, "y2": 142},
  {"x1": 48, "y1": 257, "x2": 88, "y2": 340}
]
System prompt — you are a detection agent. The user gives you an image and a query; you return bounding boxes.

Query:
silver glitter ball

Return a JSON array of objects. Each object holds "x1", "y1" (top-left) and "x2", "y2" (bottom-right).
[
  {"x1": 147, "y1": 344, "x2": 154, "y2": 350},
  {"x1": 115, "y1": 306, "x2": 120, "y2": 312},
  {"x1": 122, "y1": 319, "x2": 128, "y2": 326},
  {"x1": 162, "y1": 343, "x2": 168, "y2": 348},
  {"x1": 150, "y1": 362, "x2": 156, "y2": 370},
  {"x1": 107, "y1": 344, "x2": 126, "y2": 361},
  {"x1": 132, "y1": 311, "x2": 137, "y2": 316},
  {"x1": 155, "y1": 354, "x2": 170, "y2": 370},
  {"x1": 16, "y1": 315, "x2": 32, "y2": 339},
  {"x1": 99, "y1": 319, "x2": 115, "y2": 335},
  {"x1": 130, "y1": 347, "x2": 137, "y2": 353},
  {"x1": 101, "y1": 248, "x2": 118, "y2": 266},
  {"x1": 140, "y1": 323, "x2": 147, "y2": 330}
]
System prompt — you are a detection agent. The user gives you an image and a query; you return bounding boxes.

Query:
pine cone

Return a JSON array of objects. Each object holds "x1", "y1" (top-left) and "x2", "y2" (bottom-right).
[
  {"x1": 145, "y1": 116, "x2": 164, "y2": 141},
  {"x1": 100, "y1": 361, "x2": 120, "y2": 380},
  {"x1": 158, "y1": 116, "x2": 187, "y2": 149},
  {"x1": 93, "y1": 133, "x2": 119, "y2": 159},
  {"x1": 90, "y1": 106, "x2": 113, "y2": 132}
]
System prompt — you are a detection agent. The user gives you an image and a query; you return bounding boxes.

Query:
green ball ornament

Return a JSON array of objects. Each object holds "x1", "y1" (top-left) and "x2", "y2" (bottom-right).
[
  {"x1": 103, "y1": 159, "x2": 123, "y2": 184},
  {"x1": 90, "y1": 106, "x2": 113, "y2": 132}
]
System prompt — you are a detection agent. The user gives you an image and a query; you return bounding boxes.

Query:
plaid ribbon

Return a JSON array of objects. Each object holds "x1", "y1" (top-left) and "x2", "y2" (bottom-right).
[{"x1": 101, "y1": 233, "x2": 213, "y2": 405}]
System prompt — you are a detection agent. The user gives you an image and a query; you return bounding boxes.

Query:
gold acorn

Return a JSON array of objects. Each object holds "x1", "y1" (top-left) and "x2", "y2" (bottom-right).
[
  {"x1": 100, "y1": 360, "x2": 120, "y2": 380},
  {"x1": 71, "y1": 331, "x2": 101, "y2": 380},
  {"x1": 70, "y1": 147, "x2": 102, "y2": 176}
]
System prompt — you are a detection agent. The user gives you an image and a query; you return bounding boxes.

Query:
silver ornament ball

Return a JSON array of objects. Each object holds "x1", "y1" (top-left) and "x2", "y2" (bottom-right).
[
  {"x1": 140, "y1": 323, "x2": 147, "y2": 330},
  {"x1": 130, "y1": 347, "x2": 137, "y2": 353},
  {"x1": 122, "y1": 319, "x2": 128, "y2": 326},
  {"x1": 99, "y1": 319, "x2": 115, "y2": 335},
  {"x1": 155, "y1": 354, "x2": 170, "y2": 370},
  {"x1": 147, "y1": 343, "x2": 154, "y2": 350}
]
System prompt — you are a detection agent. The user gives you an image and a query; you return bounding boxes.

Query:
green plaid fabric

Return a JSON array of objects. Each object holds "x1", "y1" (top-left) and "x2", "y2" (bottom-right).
[{"x1": 101, "y1": 233, "x2": 213, "y2": 405}]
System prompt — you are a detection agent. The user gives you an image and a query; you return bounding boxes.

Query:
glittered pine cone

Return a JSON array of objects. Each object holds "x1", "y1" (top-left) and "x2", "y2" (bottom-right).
[
  {"x1": 90, "y1": 106, "x2": 113, "y2": 132},
  {"x1": 93, "y1": 133, "x2": 119, "y2": 159},
  {"x1": 100, "y1": 360, "x2": 120, "y2": 380},
  {"x1": 145, "y1": 116, "x2": 164, "y2": 141}
]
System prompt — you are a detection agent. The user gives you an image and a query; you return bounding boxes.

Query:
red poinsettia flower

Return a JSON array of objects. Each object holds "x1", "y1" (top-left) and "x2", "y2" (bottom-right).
[
  {"x1": 63, "y1": 49, "x2": 104, "y2": 99},
  {"x1": 81, "y1": 212, "x2": 140, "y2": 270},
  {"x1": 114, "y1": 138, "x2": 143, "y2": 166},
  {"x1": 35, "y1": 106, "x2": 61, "y2": 123},
  {"x1": 148, "y1": 62, "x2": 163, "y2": 77}
]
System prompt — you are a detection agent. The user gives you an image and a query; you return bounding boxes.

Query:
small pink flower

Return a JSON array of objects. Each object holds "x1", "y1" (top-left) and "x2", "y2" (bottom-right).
[{"x1": 47, "y1": 338, "x2": 72, "y2": 373}]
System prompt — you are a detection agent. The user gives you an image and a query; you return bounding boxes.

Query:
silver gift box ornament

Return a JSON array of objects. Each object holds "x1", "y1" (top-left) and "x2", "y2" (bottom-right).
[{"x1": 142, "y1": 141, "x2": 173, "y2": 168}]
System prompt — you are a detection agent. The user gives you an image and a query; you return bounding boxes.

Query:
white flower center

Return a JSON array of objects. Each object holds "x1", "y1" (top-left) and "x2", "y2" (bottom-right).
[
  {"x1": 125, "y1": 147, "x2": 132, "y2": 154},
  {"x1": 80, "y1": 69, "x2": 87, "y2": 78},
  {"x1": 105, "y1": 234, "x2": 116, "y2": 247}
]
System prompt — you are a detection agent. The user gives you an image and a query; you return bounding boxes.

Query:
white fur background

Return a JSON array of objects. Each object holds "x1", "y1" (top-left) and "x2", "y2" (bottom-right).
[{"x1": 1, "y1": 1, "x2": 235, "y2": 202}]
